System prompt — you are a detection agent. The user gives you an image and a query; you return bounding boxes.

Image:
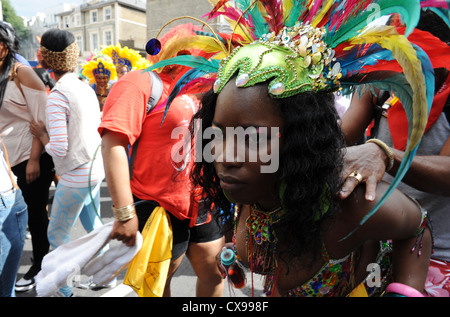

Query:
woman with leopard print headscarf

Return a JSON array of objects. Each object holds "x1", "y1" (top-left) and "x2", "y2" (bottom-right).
[{"x1": 30, "y1": 29, "x2": 108, "y2": 297}]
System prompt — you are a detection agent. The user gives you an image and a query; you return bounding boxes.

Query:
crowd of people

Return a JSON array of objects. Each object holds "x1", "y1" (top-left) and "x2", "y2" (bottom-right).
[{"x1": 0, "y1": 0, "x2": 449, "y2": 298}]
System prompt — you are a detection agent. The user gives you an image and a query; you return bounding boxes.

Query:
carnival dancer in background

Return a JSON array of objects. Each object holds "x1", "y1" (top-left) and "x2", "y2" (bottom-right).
[
  {"x1": 31, "y1": 28, "x2": 106, "y2": 297},
  {"x1": 81, "y1": 56, "x2": 117, "y2": 111},
  {"x1": 102, "y1": 43, "x2": 149, "y2": 79}
]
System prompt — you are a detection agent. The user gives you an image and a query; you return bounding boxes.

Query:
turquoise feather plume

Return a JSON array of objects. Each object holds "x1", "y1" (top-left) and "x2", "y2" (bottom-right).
[
  {"x1": 327, "y1": 0, "x2": 422, "y2": 46},
  {"x1": 339, "y1": 44, "x2": 434, "y2": 239},
  {"x1": 144, "y1": 55, "x2": 220, "y2": 74}
]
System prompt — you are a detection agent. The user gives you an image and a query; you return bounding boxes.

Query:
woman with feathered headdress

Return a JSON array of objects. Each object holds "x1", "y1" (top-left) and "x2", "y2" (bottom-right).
[
  {"x1": 143, "y1": 0, "x2": 439, "y2": 297},
  {"x1": 81, "y1": 56, "x2": 117, "y2": 111},
  {"x1": 102, "y1": 44, "x2": 149, "y2": 79}
]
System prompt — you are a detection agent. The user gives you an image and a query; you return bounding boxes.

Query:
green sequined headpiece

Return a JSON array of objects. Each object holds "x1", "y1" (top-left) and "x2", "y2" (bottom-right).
[
  {"x1": 145, "y1": 0, "x2": 435, "y2": 237},
  {"x1": 213, "y1": 23, "x2": 342, "y2": 98}
]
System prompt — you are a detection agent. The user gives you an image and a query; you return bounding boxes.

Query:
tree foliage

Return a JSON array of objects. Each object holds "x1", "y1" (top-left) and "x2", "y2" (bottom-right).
[{"x1": 1, "y1": 0, "x2": 30, "y2": 41}]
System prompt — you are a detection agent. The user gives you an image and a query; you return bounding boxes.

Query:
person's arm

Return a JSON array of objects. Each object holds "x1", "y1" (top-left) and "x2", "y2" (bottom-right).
[
  {"x1": 101, "y1": 130, "x2": 138, "y2": 246},
  {"x1": 340, "y1": 87, "x2": 450, "y2": 199},
  {"x1": 339, "y1": 88, "x2": 390, "y2": 201},
  {"x1": 341, "y1": 136, "x2": 450, "y2": 199},
  {"x1": 17, "y1": 64, "x2": 47, "y2": 184},
  {"x1": 387, "y1": 138, "x2": 450, "y2": 196},
  {"x1": 340, "y1": 143, "x2": 389, "y2": 201},
  {"x1": 340, "y1": 88, "x2": 378, "y2": 146},
  {"x1": 30, "y1": 90, "x2": 69, "y2": 160},
  {"x1": 342, "y1": 183, "x2": 432, "y2": 293},
  {"x1": 25, "y1": 137, "x2": 43, "y2": 184}
]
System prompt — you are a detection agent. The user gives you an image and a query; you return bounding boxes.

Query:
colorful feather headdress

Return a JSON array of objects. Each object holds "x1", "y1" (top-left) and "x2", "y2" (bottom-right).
[
  {"x1": 145, "y1": 0, "x2": 445, "y2": 237},
  {"x1": 102, "y1": 44, "x2": 149, "y2": 71},
  {"x1": 81, "y1": 56, "x2": 117, "y2": 85}
]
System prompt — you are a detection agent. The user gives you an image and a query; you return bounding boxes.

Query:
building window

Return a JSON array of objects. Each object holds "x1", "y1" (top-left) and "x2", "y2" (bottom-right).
[
  {"x1": 64, "y1": 16, "x2": 69, "y2": 28},
  {"x1": 104, "y1": 6, "x2": 112, "y2": 20},
  {"x1": 76, "y1": 35, "x2": 83, "y2": 53},
  {"x1": 74, "y1": 14, "x2": 81, "y2": 27},
  {"x1": 91, "y1": 33, "x2": 99, "y2": 51},
  {"x1": 91, "y1": 10, "x2": 98, "y2": 23},
  {"x1": 104, "y1": 30, "x2": 112, "y2": 46}
]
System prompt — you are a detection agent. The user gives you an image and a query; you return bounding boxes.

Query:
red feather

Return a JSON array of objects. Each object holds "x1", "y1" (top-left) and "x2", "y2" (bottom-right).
[
  {"x1": 208, "y1": 0, "x2": 230, "y2": 19},
  {"x1": 259, "y1": 0, "x2": 284, "y2": 34}
]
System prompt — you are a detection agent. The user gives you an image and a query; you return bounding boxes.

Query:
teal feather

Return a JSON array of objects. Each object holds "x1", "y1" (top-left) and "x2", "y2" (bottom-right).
[
  {"x1": 327, "y1": 0, "x2": 422, "y2": 46},
  {"x1": 339, "y1": 44, "x2": 434, "y2": 240},
  {"x1": 427, "y1": 7, "x2": 450, "y2": 27},
  {"x1": 144, "y1": 55, "x2": 220, "y2": 74},
  {"x1": 161, "y1": 69, "x2": 213, "y2": 125},
  {"x1": 285, "y1": 0, "x2": 310, "y2": 27},
  {"x1": 235, "y1": 0, "x2": 268, "y2": 37},
  {"x1": 143, "y1": 56, "x2": 220, "y2": 125}
]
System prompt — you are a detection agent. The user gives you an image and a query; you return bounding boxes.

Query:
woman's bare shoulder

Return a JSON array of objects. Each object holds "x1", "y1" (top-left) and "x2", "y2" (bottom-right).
[{"x1": 16, "y1": 64, "x2": 46, "y2": 91}]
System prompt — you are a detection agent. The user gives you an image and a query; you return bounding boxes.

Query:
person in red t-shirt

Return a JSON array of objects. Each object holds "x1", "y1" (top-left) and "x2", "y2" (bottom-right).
[{"x1": 99, "y1": 62, "x2": 225, "y2": 296}]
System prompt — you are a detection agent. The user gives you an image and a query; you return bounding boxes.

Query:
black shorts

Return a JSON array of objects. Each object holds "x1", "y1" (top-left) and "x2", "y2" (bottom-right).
[{"x1": 134, "y1": 198, "x2": 223, "y2": 260}]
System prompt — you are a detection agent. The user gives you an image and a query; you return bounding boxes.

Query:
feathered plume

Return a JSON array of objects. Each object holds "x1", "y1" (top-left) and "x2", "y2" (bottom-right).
[{"x1": 145, "y1": 1, "x2": 435, "y2": 235}]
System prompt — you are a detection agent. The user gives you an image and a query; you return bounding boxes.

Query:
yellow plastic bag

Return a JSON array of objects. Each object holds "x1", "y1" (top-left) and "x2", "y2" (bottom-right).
[
  {"x1": 348, "y1": 282, "x2": 368, "y2": 297},
  {"x1": 124, "y1": 206, "x2": 172, "y2": 297}
]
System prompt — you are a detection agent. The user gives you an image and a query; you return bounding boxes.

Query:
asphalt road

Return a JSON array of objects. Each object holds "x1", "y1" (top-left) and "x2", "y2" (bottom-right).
[{"x1": 15, "y1": 181, "x2": 264, "y2": 298}]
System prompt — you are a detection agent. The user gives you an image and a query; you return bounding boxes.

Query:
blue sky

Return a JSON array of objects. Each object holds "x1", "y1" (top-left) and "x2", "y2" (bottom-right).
[{"x1": 11, "y1": 0, "x2": 85, "y2": 19}]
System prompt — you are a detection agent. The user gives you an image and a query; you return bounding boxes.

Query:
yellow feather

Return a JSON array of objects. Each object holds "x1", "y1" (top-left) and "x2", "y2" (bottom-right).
[
  {"x1": 225, "y1": 17, "x2": 254, "y2": 43},
  {"x1": 349, "y1": 25, "x2": 428, "y2": 152},
  {"x1": 158, "y1": 35, "x2": 227, "y2": 62},
  {"x1": 311, "y1": 0, "x2": 335, "y2": 27},
  {"x1": 282, "y1": 0, "x2": 293, "y2": 22}
]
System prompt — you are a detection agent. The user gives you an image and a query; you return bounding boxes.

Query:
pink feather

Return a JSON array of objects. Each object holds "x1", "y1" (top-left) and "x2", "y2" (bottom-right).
[{"x1": 420, "y1": 0, "x2": 449, "y2": 9}]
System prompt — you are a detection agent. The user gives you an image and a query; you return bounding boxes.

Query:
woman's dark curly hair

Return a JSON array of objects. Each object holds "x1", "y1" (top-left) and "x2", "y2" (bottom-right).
[
  {"x1": 0, "y1": 21, "x2": 20, "y2": 108},
  {"x1": 190, "y1": 81, "x2": 345, "y2": 264}
]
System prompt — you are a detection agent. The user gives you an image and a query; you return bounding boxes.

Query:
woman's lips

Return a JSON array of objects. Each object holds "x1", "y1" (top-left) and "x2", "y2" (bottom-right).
[{"x1": 218, "y1": 175, "x2": 246, "y2": 192}]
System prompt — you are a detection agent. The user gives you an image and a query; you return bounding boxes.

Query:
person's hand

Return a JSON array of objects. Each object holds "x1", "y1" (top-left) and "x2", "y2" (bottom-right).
[
  {"x1": 25, "y1": 159, "x2": 40, "y2": 184},
  {"x1": 216, "y1": 242, "x2": 234, "y2": 279},
  {"x1": 30, "y1": 120, "x2": 48, "y2": 141},
  {"x1": 110, "y1": 216, "x2": 139, "y2": 246},
  {"x1": 340, "y1": 143, "x2": 388, "y2": 201}
]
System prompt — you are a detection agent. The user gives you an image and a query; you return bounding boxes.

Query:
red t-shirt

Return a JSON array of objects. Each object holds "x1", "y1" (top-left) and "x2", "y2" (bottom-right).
[{"x1": 99, "y1": 70, "x2": 199, "y2": 220}]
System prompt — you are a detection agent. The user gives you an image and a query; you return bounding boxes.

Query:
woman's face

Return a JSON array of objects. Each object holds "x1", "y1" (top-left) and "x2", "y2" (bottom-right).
[
  {"x1": 212, "y1": 78, "x2": 284, "y2": 210},
  {"x1": 95, "y1": 74, "x2": 110, "y2": 87},
  {"x1": 116, "y1": 65, "x2": 129, "y2": 78}
]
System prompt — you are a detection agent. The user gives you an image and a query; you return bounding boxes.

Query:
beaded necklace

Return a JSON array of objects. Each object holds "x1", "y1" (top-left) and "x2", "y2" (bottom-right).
[
  {"x1": 232, "y1": 204, "x2": 285, "y2": 296},
  {"x1": 237, "y1": 189, "x2": 330, "y2": 296},
  {"x1": 246, "y1": 204, "x2": 283, "y2": 274}
]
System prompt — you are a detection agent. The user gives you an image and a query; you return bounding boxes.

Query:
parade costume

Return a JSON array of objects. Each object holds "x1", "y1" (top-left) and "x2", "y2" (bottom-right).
[
  {"x1": 145, "y1": 0, "x2": 439, "y2": 296},
  {"x1": 81, "y1": 56, "x2": 117, "y2": 110},
  {"x1": 102, "y1": 44, "x2": 149, "y2": 74}
]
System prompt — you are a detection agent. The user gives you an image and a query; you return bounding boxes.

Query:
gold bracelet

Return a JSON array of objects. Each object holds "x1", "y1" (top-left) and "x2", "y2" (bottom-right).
[
  {"x1": 112, "y1": 203, "x2": 136, "y2": 222},
  {"x1": 366, "y1": 138, "x2": 394, "y2": 172}
]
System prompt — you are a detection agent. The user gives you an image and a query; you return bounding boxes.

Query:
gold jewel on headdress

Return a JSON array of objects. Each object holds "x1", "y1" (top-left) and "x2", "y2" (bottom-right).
[{"x1": 213, "y1": 22, "x2": 342, "y2": 98}]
